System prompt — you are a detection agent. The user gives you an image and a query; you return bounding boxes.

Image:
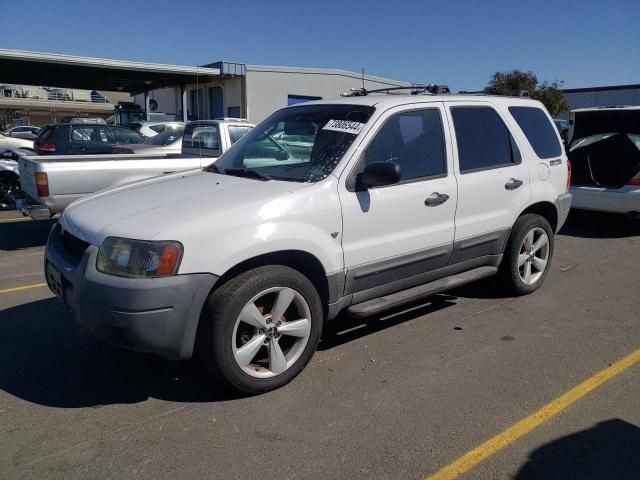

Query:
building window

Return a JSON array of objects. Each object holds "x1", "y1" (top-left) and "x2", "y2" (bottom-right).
[
  {"x1": 288, "y1": 95, "x2": 321, "y2": 106},
  {"x1": 227, "y1": 106, "x2": 241, "y2": 118}
]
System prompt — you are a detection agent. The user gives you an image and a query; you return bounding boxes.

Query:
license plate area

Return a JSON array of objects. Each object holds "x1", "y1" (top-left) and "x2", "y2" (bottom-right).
[{"x1": 46, "y1": 261, "x2": 65, "y2": 300}]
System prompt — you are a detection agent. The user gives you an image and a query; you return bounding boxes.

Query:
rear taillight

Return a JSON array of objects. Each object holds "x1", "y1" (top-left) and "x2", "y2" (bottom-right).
[
  {"x1": 566, "y1": 159, "x2": 572, "y2": 192},
  {"x1": 629, "y1": 173, "x2": 640, "y2": 186},
  {"x1": 38, "y1": 143, "x2": 56, "y2": 152},
  {"x1": 35, "y1": 172, "x2": 49, "y2": 197}
]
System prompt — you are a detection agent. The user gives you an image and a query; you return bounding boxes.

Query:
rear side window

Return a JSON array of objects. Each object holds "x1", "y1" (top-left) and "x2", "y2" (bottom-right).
[
  {"x1": 37, "y1": 127, "x2": 54, "y2": 141},
  {"x1": 451, "y1": 107, "x2": 520, "y2": 173},
  {"x1": 183, "y1": 124, "x2": 220, "y2": 152},
  {"x1": 509, "y1": 107, "x2": 562, "y2": 158},
  {"x1": 149, "y1": 124, "x2": 166, "y2": 134},
  {"x1": 364, "y1": 109, "x2": 446, "y2": 181}
]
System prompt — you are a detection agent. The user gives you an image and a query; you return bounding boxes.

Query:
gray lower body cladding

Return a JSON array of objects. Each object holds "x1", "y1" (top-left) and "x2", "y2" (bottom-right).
[{"x1": 45, "y1": 223, "x2": 218, "y2": 360}]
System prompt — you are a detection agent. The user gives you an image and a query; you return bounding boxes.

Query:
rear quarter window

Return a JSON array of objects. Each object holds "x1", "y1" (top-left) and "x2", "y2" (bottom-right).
[{"x1": 509, "y1": 106, "x2": 562, "y2": 159}]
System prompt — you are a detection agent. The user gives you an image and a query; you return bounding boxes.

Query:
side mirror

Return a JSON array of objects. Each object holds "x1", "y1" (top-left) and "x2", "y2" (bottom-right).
[{"x1": 357, "y1": 161, "x2": 401, "y2": 190}]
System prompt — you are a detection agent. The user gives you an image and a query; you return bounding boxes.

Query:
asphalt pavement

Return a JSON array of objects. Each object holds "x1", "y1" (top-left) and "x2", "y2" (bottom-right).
[{"x1": 1, "y1": 209, "x2": 639, "y2": 480}]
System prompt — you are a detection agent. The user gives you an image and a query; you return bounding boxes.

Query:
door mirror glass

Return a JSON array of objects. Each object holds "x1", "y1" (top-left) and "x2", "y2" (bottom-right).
[{"x1": 357, "y1": 161, "x2": 401, "y2": 190}]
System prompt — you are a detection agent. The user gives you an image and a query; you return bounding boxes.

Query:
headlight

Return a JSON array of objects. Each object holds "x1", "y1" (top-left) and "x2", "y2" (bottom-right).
[{"x1": 96, "y1": 237, "x2": 183, "y2": 278}]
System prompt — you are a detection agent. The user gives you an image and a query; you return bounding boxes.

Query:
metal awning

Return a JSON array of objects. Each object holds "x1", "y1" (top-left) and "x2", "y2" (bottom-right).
[{"x1": 0, "y1": 49, "x2": 222, "y2": 94}]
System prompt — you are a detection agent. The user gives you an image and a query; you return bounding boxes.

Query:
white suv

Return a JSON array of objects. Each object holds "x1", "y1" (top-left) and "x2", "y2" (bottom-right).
[{"x1": 45, "y1": 92, "x2": 572, "y2": 393}]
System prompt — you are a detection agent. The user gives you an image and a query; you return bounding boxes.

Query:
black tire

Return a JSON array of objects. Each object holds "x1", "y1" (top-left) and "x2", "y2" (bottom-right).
[
  {"x1": 197, "y1": 265, "x2": 323, "y2": 394},
  {"x1": 499, "y1": 214, "x2": 554, "y2": 296}
]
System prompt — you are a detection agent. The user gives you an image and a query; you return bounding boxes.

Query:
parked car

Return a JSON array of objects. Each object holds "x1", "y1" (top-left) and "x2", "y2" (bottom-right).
[
  {"x1": 567, "y1": 106, "x2": 640, "y2": 217},
  {"x1": 34, "y1": 123, "x2": 146, "y2": 155},
  {"x1": 553, "y1": 118, "x2": 570, "y2": 144},
  {"x1": 0, "y1": 147, "x2": 29, "y2": 209},
  {"x1": 19, "y1": 119, "x2": 254, "y2": 219},
  {"x1": 43, "y1": 94, "x2": 571, "y2": 393},
  {"x1": 0, "y1": 130, "x2": 33, "y2": 151},
  {"x1": 113, "y1": 127, "x2": 185, "y2": 155},
  {"x1": 5, "y1": 125, "x2": 41, "y2": 140},
  {"x1": 60, "y1": 116, "x2": 107, "y2": 124},
  {"x1": 127, "y1": 121, "x2": 185, "y2": 138}
]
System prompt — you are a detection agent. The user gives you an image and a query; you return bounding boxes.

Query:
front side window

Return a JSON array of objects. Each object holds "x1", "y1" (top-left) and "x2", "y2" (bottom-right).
[
  {"x1": 362, "y1": 109, "x2": 446, "y2": 181},
  {"x1": 228, "y1": 125, "x2": 253, "y2": 145},
  {"x1": 451, "y1": 106, "x2": 520, "y2": 173},
  {"x1": 71, "y1": 126, "x2": 113, "y2": 143},
  {"x1": 212, "y1": 105, "x2": 374, "y2": 183},
  {"x1": 112, "y1": 128, "x2": 145, "y2": 144},
  {"x1": 145, "y1": 127, "x2": 185, "y2": 146},
  {"x1": 509, "y1": 106, "x2": 562, "y2": 158}
]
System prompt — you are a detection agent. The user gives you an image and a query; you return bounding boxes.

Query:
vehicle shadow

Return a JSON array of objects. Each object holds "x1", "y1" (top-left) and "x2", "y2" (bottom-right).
[
  {"x1": 320, "y1": 294, "x2": 457, "y2": 350},
  {"x1": 0, "y1": 298, "x2": 236, "y2": 408},
  {"x1": 0, "y1": 218, "x2": 57, "y2": 251},
  {"x1": 514, "y1": 419, "x2": 640, "y2": 479},
  {"x1": 559, "y1": 210, "x2": 640, "y2": 239}
]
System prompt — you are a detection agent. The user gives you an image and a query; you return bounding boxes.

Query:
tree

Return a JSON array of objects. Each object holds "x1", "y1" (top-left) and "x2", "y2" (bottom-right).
[{"x1": 486, "y1": 69, "x2": 569, "y2": 116}]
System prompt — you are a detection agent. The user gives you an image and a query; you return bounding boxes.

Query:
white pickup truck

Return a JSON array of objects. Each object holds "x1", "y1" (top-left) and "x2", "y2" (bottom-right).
[
  {"x1": 45, "y1": 91, "x2": 571, "y2": 394},
  {"x1": 18, "y1": 119, "x2": 254, "y2": 219}
]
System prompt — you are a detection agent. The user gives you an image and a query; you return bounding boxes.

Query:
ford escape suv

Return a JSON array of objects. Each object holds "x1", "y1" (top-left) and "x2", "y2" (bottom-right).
[{"x1": 45, "y1": 90, "x2": 572, "y2": 393}]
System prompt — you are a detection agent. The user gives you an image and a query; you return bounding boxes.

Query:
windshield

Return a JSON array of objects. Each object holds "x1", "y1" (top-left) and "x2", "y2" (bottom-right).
[
  {"x1": 145, "y1": 127, "x2": 185, "y2": 145},
  {"x1": 211, "y1": 104, "x2": 374, "y2": 182}
]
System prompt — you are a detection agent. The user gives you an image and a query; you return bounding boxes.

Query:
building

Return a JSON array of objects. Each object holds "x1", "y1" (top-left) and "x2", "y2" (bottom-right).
[
  {"x1": 0, "y1": 49, "x2": 410, "y2": 127},
  {"x1": 135, "y1": 63, "x2": 411, "y2": 124},
  {"x1": 562, "y1": 84, "x2": 640, "y2": 115}
]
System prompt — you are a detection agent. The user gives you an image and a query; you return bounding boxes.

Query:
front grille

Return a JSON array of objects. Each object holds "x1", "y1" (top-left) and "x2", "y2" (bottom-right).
[{"x1": 61, "y1": 229, "x2": 90, "y2": 261}]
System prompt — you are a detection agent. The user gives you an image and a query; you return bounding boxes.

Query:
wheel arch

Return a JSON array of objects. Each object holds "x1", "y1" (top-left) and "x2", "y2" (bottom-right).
[
  {"x1": 517, "y1": 201, "x2": 559, "y2": 233},
  {"x1": 216, "y1": 250, "x2": 331, "y2": 315}
]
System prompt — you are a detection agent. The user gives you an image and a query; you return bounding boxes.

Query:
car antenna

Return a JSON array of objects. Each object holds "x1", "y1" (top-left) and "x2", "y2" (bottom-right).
[{"x1": 361, "y1": 68, "x2": 365, "y2": 90}]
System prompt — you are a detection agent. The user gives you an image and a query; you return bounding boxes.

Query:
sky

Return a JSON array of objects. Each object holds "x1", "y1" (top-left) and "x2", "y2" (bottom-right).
[{"x1": 0, "y1": 0, "x2": 638, "y2": 91}]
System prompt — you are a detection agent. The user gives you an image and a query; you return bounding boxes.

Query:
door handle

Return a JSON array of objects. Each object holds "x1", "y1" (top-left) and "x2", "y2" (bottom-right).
[
  {"x1": 505, "y1": 178, "x2": 523, "y2": 190},
  {"x1": 163, "y1": 171, "x2": 176, "y2": 175},
  {"x1": 425, "y1": 192, "x2": 449, "y2": 206}
]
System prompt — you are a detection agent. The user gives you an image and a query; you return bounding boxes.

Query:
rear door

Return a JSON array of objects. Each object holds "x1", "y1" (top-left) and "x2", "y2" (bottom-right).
[
  {"x1": 69, "y1": 126, "x2": 114, "y2": 154},
  {"x1": 445, "y1": 102, "x2": 532, "y2": 263}
]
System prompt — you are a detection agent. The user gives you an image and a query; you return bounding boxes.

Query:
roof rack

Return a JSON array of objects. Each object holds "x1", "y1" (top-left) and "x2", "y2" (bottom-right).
[
  {"x1": 458, "y1": 89, "x2": 531, "y2": 97},
  {"x1": 341, "y1": 84, "x2": 451, "y2": 97}
]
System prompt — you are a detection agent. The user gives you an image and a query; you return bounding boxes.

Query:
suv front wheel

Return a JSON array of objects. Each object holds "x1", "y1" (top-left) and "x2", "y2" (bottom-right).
[
  {"x1": 198, "y1": 265, "x2": 323, "y2": 394},
  {"x1": 499, "y1": 214, "x2": 554, "y2": 295}
]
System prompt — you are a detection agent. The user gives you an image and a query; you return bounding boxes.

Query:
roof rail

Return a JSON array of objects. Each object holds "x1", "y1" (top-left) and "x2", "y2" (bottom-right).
[
  {"x1": 458, "y1": 89, "x2": 531, "y2": 98},
  {"x1": 341, "y1": 84, "x2": 451, "y2": 97}
]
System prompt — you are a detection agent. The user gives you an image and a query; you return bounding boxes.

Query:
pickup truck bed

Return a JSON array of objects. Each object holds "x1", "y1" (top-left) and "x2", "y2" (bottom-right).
[
  {"x1": 18, "y1": 119, "x2": 253, "y2": 219},
  {"x1": 19, "y1": 152, "x2": 209, "y2": 219}
]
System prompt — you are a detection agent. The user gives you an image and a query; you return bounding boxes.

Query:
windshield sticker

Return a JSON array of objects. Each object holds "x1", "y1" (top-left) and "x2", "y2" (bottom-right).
[{"x1": 322, "y1": 119, "x2": 365, "y2": 135}]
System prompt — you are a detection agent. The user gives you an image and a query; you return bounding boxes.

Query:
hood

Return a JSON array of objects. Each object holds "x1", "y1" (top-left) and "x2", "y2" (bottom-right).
[
  {"x1": 61, "y1": 170, "x2": 309, "y2": 245},
  {"x1": 571, "y1": 108, "x2": 640, "y2": 143}
]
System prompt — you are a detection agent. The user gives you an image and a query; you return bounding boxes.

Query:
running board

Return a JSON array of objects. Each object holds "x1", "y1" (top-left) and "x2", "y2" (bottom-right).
[{"x1": 347, "y1": 266, "x2": 498, "y2": 318}]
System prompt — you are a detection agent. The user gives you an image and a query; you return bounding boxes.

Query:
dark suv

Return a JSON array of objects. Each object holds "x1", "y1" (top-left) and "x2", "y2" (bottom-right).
[{"x1": 34, "y1": 124, "x2": 146, "y2": 155}]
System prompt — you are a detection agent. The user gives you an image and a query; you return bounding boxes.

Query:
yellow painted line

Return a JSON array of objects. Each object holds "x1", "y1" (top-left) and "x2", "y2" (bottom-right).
[
  {"x1": 425, "y1": 348, "x2": 640, "y2": 480},
  {"x1": 0, "y1": 282, "x2": 47, "y2": 294},
  {"x1": 0, "y1": 217, "x2": 31, "y2": 223}
]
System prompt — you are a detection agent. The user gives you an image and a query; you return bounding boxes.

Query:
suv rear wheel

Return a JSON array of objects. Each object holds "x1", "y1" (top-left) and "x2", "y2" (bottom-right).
[
  {"x1": 198, "y1": 265, "x2": 323, "y2": 394},
  {"x1": 499, "y1": 214, "x2": 554, "y2": 295}
]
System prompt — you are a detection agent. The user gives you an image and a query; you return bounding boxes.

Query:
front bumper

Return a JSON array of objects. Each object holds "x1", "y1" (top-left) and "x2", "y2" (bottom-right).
[
  {"x1": 555, "y1": 192, "x2": 573, "y2": 232},
  {"x1": 45, "y1": 223, "x2": 219, "y2": 360}
]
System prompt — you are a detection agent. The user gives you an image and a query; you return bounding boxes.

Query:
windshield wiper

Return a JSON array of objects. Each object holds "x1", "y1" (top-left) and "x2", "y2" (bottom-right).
[{"x1": 224, "y1": 168, "x2": 272, "y2": 181}]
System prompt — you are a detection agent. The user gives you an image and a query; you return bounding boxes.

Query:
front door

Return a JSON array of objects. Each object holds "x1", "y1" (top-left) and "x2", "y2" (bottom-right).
[{"x1": 339, "y1": 104, "x2": 457, "y2": 295}]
